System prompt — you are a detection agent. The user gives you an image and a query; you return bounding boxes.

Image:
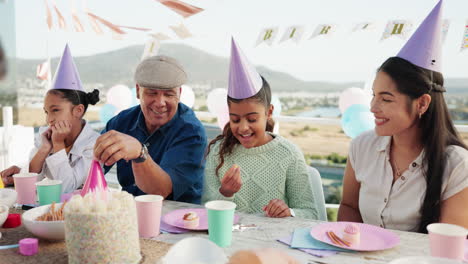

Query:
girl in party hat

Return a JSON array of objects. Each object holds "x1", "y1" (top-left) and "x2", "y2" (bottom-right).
[
  {"x1": 202, "y1": 38, "x2": 321, "y2": 219},
  {"x1": 339, "y1": 0, "x2": 468, "y2": 232},
  {"x1": 1, "y1": 45, "x2": 101, "y2": 194}
]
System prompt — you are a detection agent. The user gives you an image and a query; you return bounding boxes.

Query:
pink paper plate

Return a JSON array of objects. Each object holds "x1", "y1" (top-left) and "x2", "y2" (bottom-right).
[
  {"x1": 310, "y1": 222, "x2": 400, "y2": 251},
  {"x1": 162, "y1": 208, "x2": 240, "y2": 231}
]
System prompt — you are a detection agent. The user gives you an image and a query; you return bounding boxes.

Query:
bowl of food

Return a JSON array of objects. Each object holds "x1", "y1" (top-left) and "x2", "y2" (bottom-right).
[
  {"x1": 22, "y1": 202, "x2": 66, "y2": 240},
  {"x1": 0, "y1": 205, "x2": 9, "y2": 226},
  {"x1": 0, "y1": 189, "x2": 17, "y2": 207}
]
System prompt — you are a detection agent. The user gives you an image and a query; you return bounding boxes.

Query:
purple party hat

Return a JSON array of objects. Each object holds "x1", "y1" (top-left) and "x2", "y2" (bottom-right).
[
  {"x1": 51, "y1": 44, "x2": 84, "y2": 91},
  {"x1": 397, "y1": 0, "x2": 443, "y2": 73},
  {"x1": 228, "y1": 37, "x2": 262, "y2": 99}
]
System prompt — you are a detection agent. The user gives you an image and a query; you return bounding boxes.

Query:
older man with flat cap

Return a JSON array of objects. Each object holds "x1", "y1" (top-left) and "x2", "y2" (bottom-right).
[{"x1": 94, "y1": 55, "x2": 207, "y2": 203}]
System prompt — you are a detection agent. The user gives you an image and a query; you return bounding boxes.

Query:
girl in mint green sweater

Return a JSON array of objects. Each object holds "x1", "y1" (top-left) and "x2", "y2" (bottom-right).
[{"x1": 202, "y1": 76, "x2": 320, "y2": 219}]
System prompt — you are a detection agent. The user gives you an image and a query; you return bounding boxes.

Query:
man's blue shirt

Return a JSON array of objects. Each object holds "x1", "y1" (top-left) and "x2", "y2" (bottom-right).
[{"x1": 102, "y1": 103, "x2": 207, "y2": 204}]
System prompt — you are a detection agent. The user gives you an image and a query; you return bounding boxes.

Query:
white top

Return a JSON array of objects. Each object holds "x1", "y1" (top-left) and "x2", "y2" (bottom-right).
[
  {"x1": 349, "y1": 130, "x2": 468, "y2": 232},
  {"x1": 31, "y1": 121, "x2": 99, "y2": 193}
]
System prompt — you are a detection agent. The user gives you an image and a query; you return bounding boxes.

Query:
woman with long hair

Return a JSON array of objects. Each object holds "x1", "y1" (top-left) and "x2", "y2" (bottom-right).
[{"x1": 338, "y1": 1, "x2": 468, "y2": 232}]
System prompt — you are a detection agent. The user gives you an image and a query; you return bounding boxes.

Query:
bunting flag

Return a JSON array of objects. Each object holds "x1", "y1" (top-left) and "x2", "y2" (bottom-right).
[
  {"x1": 309, "y1": 24, "x2": 337, "y2": 39},
  {"x1": 150, "y1": 32, "x2": 171, "y2": 41},
  {"x1": 279, "y1": 25, "x2": 305, "y2": 44},
  {"x1": 352, "y1": 22, "x2": 375, "y2": 32},
  {"x1": 72, "y1": 10, "x2": 85, "y2": 32},
  {"x1": 156, "y1": 0, "x2": 204, "y2": 18},
  {"x1": 141, "y1": 38, "x2": 160, "y2": 60},
  {"x1": 441, "y1": 19, "x2": 450, "y2": 43},
  {"x1": 53, "y1": 3, "x2": 67, "y2": 29},
  {"x1": 36, "y1": 59, "x2": 51, "y2": 81},
  {"x1": 44, "y1": 0, "x2": 53, "y2": 30},
  {"x1": 381, "y1": 20, "x2": 413, "y2": 40},
  {"x1": 86, "y1": 11, "x2": 126, "y2": 35},
  {"x1": 256, "y1": 27, "x2": 279, "y2": 46},
  {"x1": 116, "y1": 25, "x2": 152, "y2": 32},
  {"x1": 88, "y1": 13, "x2": 104, "y2": 35},
  {"x1": 461, "y1": 21, "x2": 468, "y2": 52},
  {"x1": 169, "y1": 23, "x2": 192, "y2": 39}
]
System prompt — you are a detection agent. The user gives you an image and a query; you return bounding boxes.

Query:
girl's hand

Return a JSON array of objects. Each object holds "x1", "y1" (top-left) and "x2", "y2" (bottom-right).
[
  {"x1": 263, "y1": 199, "x2": 291, "y2": 218},
  {"x1": 40, "y1": 127, "x2": 53, "y2": 153},
  {"x1": 219, "y1": 164, "x2": 242, "y2": 197},
  {"x1": 51, "y1": 120, "x2": 72, "y2": 147}
]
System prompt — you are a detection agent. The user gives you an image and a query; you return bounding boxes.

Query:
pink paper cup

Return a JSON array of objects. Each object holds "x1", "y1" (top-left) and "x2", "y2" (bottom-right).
[
  {"x1": 13, "y1": 173, "x2": 38, "y2": 205},
  {"x1": 427, "y1": 223, "x2": 468, "y2": 261},
  {"x1": 135, "y1": 195, "x2": 163, "y2": 238}
]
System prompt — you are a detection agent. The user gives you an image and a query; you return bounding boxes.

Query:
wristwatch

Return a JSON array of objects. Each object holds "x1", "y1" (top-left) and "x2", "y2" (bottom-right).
[{"x1": 133, "y1": 143, "x2": 148, "y2": 163}]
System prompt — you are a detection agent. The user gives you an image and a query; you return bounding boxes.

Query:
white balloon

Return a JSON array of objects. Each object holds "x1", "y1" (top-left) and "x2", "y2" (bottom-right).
[
  {"x1": 271, "y1": 95, "x2": 282, "y2": 117},
  {"x1": 217, "y1": 109, "x2": 230, "y2": 130},
  {"x1": 338, "y1": 87, "x2": 372, "y2": 114},
  {"x1": 180, "y1": 85, "x2": 195, "y2": 108},
  {"x1": 206, "y1": 88, "x2": 228, "y2": 116},
  {"x1": 107, "y1": 84, "x2": 132, "y2": 111}
]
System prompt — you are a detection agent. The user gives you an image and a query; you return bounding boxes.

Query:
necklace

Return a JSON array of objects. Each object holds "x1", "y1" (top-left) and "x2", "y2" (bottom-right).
[
  {"x1": 391, "y1": 141, "x2": 407, "y2": 177},
  {"x1": 393, "y1": 159, "x2": 403, "y2": 176}
]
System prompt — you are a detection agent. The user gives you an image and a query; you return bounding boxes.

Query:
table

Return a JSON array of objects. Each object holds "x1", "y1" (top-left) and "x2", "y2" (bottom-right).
[
  {"x1": 1, "y1": 199, "x2": 431, "y2": 264},
  {"x1": 160, "y1": 200, "x2": 431, "y2": 264}
]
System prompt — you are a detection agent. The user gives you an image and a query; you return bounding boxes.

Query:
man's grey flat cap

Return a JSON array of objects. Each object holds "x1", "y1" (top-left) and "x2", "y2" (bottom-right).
[{"x1": 134, "y1": 55, "x2": 187, "y2": 89}]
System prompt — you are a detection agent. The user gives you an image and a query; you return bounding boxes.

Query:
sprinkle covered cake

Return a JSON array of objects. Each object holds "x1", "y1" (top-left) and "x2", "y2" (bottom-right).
[{"x1": 64, "y1": 191, "x2": 141, "y2": 264}]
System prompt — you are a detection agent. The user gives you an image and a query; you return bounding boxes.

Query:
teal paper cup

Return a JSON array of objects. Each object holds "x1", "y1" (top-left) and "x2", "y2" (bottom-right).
[
  {"x1": 205, "y1": 200, "x2": 236, "y2": 248},
  {"x1": 36, "y1": 180, "x2": 62, "y2": 205}
]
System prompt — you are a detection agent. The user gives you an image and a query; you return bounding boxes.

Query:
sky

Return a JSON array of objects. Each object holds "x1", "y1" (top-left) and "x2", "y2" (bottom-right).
[{"x1": 4, "y1": 0, "x2": 468, "y2": 82}]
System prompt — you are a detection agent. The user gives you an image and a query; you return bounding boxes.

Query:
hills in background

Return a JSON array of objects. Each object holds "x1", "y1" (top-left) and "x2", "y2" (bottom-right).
[{"x1": 12, "y1": 43, "x2": 468, "y2": 93}]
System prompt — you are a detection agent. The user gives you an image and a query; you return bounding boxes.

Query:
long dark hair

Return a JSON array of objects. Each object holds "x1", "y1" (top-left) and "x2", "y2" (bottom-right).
[
  {"x1": 47, "y1": 89, "x2": 100, "y2": 116},
  {"x1": 378, "y1": 57, "x2": 467, "y2": 233},
  {"x1": 206, "y1": 76, "x2": 275, "y2": 177}
]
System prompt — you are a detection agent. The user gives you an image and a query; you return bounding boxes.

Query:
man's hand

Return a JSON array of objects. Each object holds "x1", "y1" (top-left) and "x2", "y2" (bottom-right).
[
  {"x1": 1, "y1": 165, "x2": 20, "y2": 186},
  {"x1": 219, "y1": 164, "x2": 242, "y2": 197},
  {"x1": 263, "y1": 199, "x2": 291, "y2": 218},
  {"x1": 94, "y1": 130, "x2": 142, "y2": 166}
]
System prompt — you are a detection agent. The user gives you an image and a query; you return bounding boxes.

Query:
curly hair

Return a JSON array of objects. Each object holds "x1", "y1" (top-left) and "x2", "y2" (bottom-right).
[{"x1": 206, "y1": 76, "x2": 275, "y2": 177}]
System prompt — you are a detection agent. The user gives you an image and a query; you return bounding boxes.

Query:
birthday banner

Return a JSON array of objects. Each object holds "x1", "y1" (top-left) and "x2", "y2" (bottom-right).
[
  {"x1": 380, "y1": 20, "x2": 413, "y2": 41},
  {"x1": 309, "y1": 24, "x2": 338, "y2": 39},
  {"x1": 256, "y1": 27, "x2": 280, "y2": 46},
  {"x1": 279, "y1": 25, "x2": 305, "y2": 44},
  {"x1": 255, "y1": 19, "x2": 468, "y2": 51}
]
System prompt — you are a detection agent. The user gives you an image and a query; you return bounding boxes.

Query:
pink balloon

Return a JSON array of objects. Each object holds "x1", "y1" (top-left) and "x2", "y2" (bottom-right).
[{"x1": 338, "y1": 87, "x2": 372, "y2": 114}]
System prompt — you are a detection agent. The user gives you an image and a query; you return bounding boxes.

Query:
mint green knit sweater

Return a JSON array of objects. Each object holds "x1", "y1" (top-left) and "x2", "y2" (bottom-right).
[{"x1": 202, "y1": 134, "x2": 319, "y2": 219}]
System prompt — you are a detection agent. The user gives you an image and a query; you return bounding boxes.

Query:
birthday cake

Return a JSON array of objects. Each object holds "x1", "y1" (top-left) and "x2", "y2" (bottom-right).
[{"x1": 64, "y1": 191, "x2": 141, "y2": 264}]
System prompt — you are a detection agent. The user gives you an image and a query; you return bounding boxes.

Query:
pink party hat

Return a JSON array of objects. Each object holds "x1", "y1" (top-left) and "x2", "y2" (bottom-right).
[
  {"x1": 80, "y1": 160, "x2": 108, "y2": 197},
  {"x1": 397, "y1": 0, "x2": 443, "y2": 72},
  {"x1": 51, "y1": 44, "x2": 85, "y2": 91},
  {"x1": 228, "y1": 37, "x2": 263, "y2": 99}
]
